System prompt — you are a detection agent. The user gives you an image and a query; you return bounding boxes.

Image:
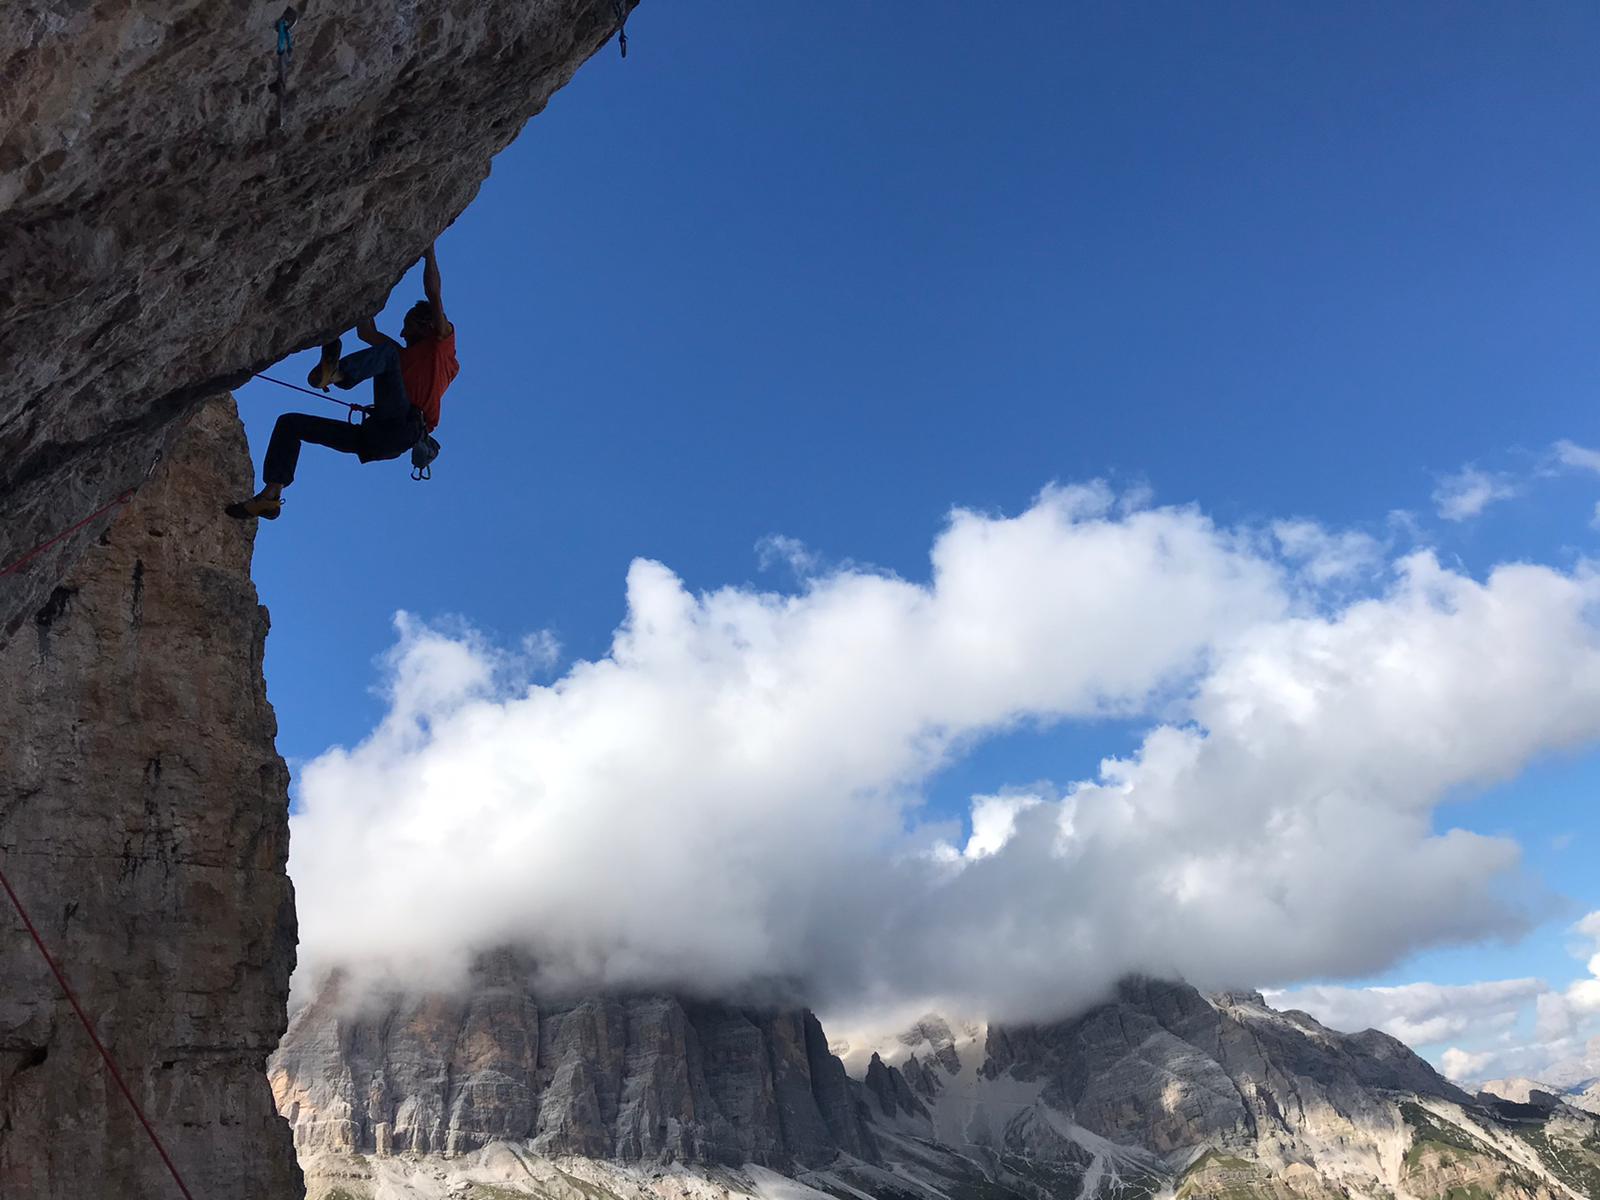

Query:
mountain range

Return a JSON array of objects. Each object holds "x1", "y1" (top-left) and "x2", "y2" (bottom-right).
[{"x1": 271, "y1": 964, "x2": 1600, "y2": 1199}]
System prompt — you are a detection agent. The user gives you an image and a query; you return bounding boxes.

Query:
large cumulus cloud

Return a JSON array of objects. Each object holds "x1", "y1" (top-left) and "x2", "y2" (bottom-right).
[{"x1": 287, "y1": 483, "x2": 1600, "y2": 1026}]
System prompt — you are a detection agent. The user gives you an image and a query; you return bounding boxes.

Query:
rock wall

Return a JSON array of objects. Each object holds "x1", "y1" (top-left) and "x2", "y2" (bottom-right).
[
  {"x1": 278, "y1": 970, "x2": 1600, "y2": 1198},
  {"x1": 271, "y1": 954, "x2": 874, "y2": 1169},
  {"x1": 0, "y1": 398, "x2": 300, "y2": 1198},
  {"x1": 972, "y1": 979, "x2": 1471, "y2": 1158},
  {"x1": 0, "y1": 0, "x2": 634, "y2": 639}
]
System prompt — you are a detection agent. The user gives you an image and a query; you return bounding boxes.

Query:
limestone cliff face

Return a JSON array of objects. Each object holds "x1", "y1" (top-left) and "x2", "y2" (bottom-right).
[
  {"x1": 270, "y1": 954, "x2": 873, "y2": 1170},
  {"x1": 857, "y1": 980, "x2": 1597, "y2": 1199},
  {"x1": 278, "y1": 971, "x2": 1600, "y2": 1199},
  {"x1": 970, "y1": 979, "x2": 1471, "y2": 1159},
  {"x1": 0, "y1": 398, "x2": 300, "y2": 1197},
  {"x1": 0, "y1": 0, "x2": 633, "y2": 638}
]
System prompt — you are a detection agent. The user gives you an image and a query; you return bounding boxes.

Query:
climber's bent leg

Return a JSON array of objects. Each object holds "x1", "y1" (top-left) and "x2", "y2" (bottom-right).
[
  {"x1": 333, "y1": 343, "x2": 410, "y2": 422},
  {"x1": 262, "y1": 412, "x2": 365, "y2": 486}
]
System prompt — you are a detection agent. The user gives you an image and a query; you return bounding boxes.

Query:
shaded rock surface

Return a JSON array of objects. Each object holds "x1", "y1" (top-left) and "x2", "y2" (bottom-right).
[
  {"x1": 1483, "y1": 1073, "x2": 1600, "y2": 1117},
  {"x1": 0, "y1": 0, "x2": 632, "y2": 639},
  {"x1": 966, "y1": 979, "x2": 1472, "y2": 1157},
  {"x1": 283, "y1": 970, "x2": 1600, "y2": 1198},
  {"x1": 852, "y1": 978, "x2": 1598, "y2": 1198},
  {"x1": 271, "y1": 953, "x2": 873, "y2": 1170},
  {"x1": 0, "y1": 397, "x2": 300, "y2": 1197}
]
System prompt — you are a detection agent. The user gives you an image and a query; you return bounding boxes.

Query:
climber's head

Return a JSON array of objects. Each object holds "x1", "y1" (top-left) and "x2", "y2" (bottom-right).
[{"x1": 402, "y1": 300, "x2": 438, "y2": 344}]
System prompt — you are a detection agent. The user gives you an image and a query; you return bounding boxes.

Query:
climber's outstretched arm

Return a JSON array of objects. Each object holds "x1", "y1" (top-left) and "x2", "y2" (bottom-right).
[
  {"x1": 422, "y1": 245, "x2": 454, "y2": 338},
  {"x1": 355, "y1": 317, "x2": 399, "y2": 350}
]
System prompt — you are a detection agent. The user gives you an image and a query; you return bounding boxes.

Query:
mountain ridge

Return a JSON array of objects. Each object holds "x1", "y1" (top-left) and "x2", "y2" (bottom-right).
[{"x1": 274, "y1": 967, "x2": 1600, "y2": 1199}]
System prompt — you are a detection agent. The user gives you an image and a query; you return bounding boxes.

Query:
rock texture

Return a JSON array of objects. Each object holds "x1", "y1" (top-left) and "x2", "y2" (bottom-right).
[
  {"x1": 0, "y1": 398, "x2": 300, "y2": 1196},
  {"x1": 1483, "y1": 1072, "x2": 1600, "y2": 1118},
  {"x1": 271, "y1": 954, "x2": 873, "y2": 1171},
  {"x1": 852, "y1": 980, "x2": 1600, "y2": 1199},
  {"x1": 0, "y1": 0, "x2": 634, "y2": 639},
  {"x1": 282, "y1": 972, "x2": 1600, "y2": 1199},
  {"x1": 972, "y1": 981, "x2": 1470, "y2": 1158}
]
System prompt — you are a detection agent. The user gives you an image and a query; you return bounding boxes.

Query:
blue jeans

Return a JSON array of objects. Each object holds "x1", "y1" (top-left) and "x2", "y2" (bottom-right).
[
  {"x1": 261, "y1": 344, "x2": 419, "y2": 484},
  {"x1": 334, "y1": 343, "x2": 411, "y2": 422}
]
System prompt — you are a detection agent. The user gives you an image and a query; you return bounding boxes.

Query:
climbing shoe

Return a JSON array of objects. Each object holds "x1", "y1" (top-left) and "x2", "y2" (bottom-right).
[
  {"x1": 306, "y1": 337, "x2": 343, "y2": 390},
  {"x1": 225, "y1": 495, "x2": 283, "y2": 521}
]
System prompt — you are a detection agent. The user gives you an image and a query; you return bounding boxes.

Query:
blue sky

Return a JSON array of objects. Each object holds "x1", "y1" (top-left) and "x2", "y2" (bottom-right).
[{"x1": 239, "y1": 4, "x2": 1600, "y2": 1064}]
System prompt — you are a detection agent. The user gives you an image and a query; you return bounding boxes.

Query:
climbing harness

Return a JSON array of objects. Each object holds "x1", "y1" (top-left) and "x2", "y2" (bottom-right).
[
  {"x1": 0, "y1": 859, "x2": 199, "y2": 1200},
  {"x1": 253, "y1": 372, "x2": 438, "y2": 481},
  {"x1": 612, "y1": 0, "x2": 629, "y2": 58}
]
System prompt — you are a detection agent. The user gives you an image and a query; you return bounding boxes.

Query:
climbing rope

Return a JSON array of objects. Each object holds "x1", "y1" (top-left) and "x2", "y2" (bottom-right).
[
  {"x1": 0, "y1": 859, "x2": 199, "y2": 1200},
  {"x1": 253, "y1": 372, "x2": 369, "y2": 422},
  {"x1": 253, "y1": 370, "x2": 439, "y2": 482},
  {"x1": 1, "y1": 449, "x2": 164, "y2": 580},
  {"x1": 0, "y1": 490, "x2": 136, "y2": 579}
]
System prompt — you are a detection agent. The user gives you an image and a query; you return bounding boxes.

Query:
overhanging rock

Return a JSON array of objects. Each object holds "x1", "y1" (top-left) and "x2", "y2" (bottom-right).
[{"x1": 0, "y1": 0, "x2": 635, "y2": 640}]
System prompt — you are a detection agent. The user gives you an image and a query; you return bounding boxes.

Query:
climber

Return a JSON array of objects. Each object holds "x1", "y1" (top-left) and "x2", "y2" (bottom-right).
[{"x1": 228, "y1": 244, "x2": 458, "y2": 520}]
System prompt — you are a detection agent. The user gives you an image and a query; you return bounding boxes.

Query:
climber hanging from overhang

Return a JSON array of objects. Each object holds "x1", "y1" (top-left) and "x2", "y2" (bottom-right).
[{"x1": 227, "y1": 244, "x2": 457, "y2": 520}]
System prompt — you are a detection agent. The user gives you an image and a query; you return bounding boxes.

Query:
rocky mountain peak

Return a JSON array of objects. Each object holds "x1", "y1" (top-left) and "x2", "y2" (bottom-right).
[
  {"x1": 271, "y1": 957, "x2": 873, "y2": 1172},
  {"x1": 280, "y1": 969, "x2": 1600, "y2": 1199}
]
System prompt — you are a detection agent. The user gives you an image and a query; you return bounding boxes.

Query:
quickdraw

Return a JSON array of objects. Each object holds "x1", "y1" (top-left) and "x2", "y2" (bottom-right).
[{"x1": 612, "y1": 0, "x2": 628, "y2": 58}]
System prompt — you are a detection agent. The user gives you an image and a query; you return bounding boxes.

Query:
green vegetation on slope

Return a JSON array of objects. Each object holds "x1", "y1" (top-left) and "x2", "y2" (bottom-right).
[
  {"x1": 1399, "y1": 1102, "x2": 1492, "y2": 1170},
  {"x1": 1173, "y1": 1148, "x2": 1291, "y2": 1200},
  {"x1": 1512, "y1": 1122, "x2": 1600, "y2": 1197}
]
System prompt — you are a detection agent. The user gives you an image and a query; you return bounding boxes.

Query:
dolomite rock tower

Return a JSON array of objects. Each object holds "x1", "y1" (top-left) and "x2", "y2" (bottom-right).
[{"x1": 0, "y1": 399, "x2": 300, "y2": 1196}]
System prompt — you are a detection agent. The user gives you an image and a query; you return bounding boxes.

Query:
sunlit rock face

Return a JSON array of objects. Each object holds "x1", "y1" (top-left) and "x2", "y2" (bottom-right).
[
  {"x1": 283, "y1": 971, "x2": 1600, "y2": 1199},
  {"x1": 0, "y1": 0, "x2": 632, "y2": 639},
  {"x1": 0, "y1": 398, "x2": 301, "y2": 1198}
]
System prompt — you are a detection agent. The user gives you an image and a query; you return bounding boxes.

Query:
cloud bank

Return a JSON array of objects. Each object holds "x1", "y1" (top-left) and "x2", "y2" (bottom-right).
[
  {"x1": 289, "y1": 483, "x2": 1600, "y2": 1027},
  {"x1": 1275, "y1": 911, "x2": 1600, "y2": 1085}
]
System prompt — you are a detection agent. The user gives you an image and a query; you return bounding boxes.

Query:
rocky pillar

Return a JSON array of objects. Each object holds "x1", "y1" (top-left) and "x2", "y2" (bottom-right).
[{"x1": 0, "y1": 397, "x2": 302, "y2": 1198}]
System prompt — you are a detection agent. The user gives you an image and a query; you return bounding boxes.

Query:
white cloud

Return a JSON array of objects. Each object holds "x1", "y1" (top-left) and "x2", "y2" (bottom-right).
[
  {"x1": 1555, "y1": 440, "x2": 1600, "y2": 475},
  {"x1": 755, "y1": 533, "x2": 821, "y2": 577},
  {"x1": 956, "y1": 792, "x2": 1043, "y2": 860},
  {"x1": 1303, "y1": 914, "x2": 1600, "y2": 1085},
  {"x1": 288, "y1": 486, "x2": 1600, "y2": 1028},
  {"x1": 1433, "y1": 465, "x2": 1518, "y2": 521},
  {"x1": 1564, "y1": 912, "x2": 1600, "y2": 1020},
  {"x1": 1268, "y1": 979, "x2": 1543, "y2": 1047},
  {"x1": 520, "y1": 630, "x2": 563, "y2": 674},
  {"x1": 1271, "y1": 520, "x2": 1382, "y2": 585},
  {"x1": 1442, "y1": 1047, "x2": 1500, "y2": 1082}
]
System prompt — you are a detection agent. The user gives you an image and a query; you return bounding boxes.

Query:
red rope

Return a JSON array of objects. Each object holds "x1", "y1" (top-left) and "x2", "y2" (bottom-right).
[
  {"x1": 0, "y1": 489, "x2": 136, "y2": 579},
  {"x1": 0, "y1": 372, "x2": 342, "y2": 583},
  {"x1": 0, "y1": 861, "x2": 199, "y2": 1200}
]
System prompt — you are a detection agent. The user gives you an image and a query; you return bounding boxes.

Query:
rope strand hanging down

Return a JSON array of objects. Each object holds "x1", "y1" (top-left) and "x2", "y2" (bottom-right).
[
  {"x1": 0, "y1": 861, "x2": 200, "y2": 1200},
  {"x1": 1, "y1": 449, "x2": 164, "y2": 579},
  {"x1": 0, "y1": 490, "x2": 136, "y2": 579}
]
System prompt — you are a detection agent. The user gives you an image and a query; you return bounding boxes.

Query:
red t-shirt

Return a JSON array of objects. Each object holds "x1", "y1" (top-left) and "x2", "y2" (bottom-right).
[{"x1": 399, "y1": 330, "x2": 459, "y2": 432}]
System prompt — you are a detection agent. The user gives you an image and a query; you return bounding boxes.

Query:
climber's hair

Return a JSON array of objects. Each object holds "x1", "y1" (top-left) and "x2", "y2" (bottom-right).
[{"x1": 405, "y1": 299, "x2": 436, "y2": 324}]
